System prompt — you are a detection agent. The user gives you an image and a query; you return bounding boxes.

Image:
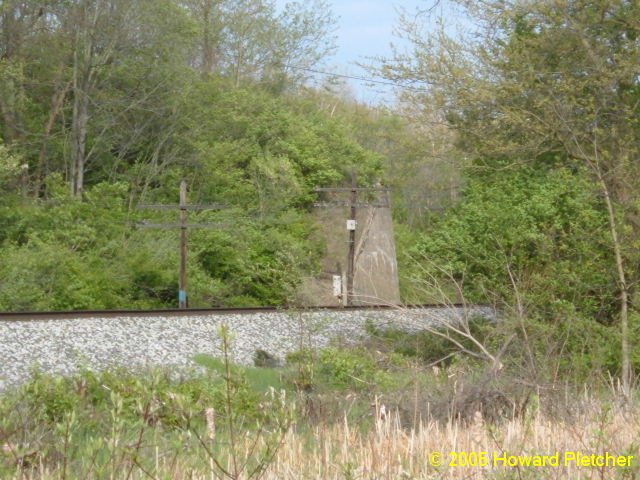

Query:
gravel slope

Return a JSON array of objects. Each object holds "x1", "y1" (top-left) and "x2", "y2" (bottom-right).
[{"x1": 0, "y1": 307, "x2": 495, "y2": 390}]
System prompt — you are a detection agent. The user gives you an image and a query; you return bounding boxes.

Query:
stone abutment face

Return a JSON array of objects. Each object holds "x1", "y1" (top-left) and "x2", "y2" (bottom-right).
[{"x1": 0, "y1": 307, "x2": 495, "y2": 390}]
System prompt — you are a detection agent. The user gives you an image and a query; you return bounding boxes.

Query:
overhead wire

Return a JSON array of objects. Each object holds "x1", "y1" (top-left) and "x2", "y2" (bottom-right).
[{"x1": 284, "y1": 64, "x2": 430, "y2": 93}]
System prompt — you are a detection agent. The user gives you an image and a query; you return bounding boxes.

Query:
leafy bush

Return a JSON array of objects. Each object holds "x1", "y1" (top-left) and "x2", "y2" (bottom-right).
[
  {"x1": 414, "y1": 165, "x2": 613, "y2": 317},
  {"x1": 0, "y1": 347, "x2": 293, "y2": 478}
]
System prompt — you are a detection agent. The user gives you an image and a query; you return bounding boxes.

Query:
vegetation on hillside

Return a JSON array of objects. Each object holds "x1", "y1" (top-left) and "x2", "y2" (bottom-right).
[{"x1": 0, "y1": 0, "x2": 386, "y2": 308}]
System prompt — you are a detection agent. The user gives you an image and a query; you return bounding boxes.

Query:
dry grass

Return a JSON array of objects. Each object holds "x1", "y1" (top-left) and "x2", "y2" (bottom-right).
[
  {"x1": 8, "y1": 395, "x2": 639, "y2": 480},
  {"x1": 264, "y1": 400, "x2": 640, "y2": 479}
]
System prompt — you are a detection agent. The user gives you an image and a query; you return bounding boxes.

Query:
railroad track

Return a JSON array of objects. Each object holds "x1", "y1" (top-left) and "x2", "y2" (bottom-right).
[
  {"x1": 0, "y1": 303, "x2": 497, "y2": 388},
  {"x1": 0, "y1": 303, "x2": 482, "y2": 321}
]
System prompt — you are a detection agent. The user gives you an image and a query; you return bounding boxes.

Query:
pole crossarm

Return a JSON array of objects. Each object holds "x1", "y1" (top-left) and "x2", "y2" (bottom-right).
[
  {"x1": 313, "y1": 201, "x2": 389, "y2": 208},
  {"x1": 137, "y1": 203, "x2": 227, "y2": 211},
  {"x1": 136, "y1": 222, "x2": 231, "y2": 229},
  {"x1": 314, "y1": 187, "x2": 389, "y2": 192}
]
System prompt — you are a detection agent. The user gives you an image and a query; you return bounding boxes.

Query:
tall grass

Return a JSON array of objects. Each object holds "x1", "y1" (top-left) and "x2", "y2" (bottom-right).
[
  {"x1": 3, "y1": 391, "x2": 639, "y2": 479},
  {"x1": 3, "y1": 330, "x2": 639, "y2": 480},
  {"x1": 265, "y1": 398, "x2": 640, "y2": 479}
]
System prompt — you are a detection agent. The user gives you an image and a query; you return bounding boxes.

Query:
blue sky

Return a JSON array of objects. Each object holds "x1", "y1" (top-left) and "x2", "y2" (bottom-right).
[
  {"x1": 276, "y1": 0, "x2": 432, "y2": 104},
  {"x1": 330, "y1": 1, "x2": 418, "y2": 62},
  {"x1": 328, "y1": 0, "x2": 422, "y2": 103}
]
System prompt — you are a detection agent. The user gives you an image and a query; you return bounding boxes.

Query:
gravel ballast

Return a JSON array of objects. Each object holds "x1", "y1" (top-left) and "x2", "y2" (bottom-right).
[{"x1": 0, "y1": 307, "x2": 495, "y2": 390}]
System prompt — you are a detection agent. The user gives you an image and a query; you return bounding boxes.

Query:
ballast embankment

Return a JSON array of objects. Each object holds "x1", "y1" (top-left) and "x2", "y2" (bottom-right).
[{"x1": 0, "y1": 306, "x2": 496, "y2": 390}]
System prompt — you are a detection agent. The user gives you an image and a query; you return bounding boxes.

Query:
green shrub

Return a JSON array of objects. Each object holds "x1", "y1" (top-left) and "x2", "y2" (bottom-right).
[{"x1": 317, "y1": 347, "x2": 378, "y2": 390}]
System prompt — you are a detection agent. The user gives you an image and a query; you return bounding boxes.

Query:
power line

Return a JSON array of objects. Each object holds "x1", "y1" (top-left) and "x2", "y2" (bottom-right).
[{"x1": 285, "y1": 65, "x2": 429, "y2": 93}]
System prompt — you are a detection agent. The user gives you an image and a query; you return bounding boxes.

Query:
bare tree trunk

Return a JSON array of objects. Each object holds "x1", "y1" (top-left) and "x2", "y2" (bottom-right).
[
  {"x1": 597, "y1": 168, "x2": 631, "y2": 396},
  {"x1": 0, "y1": 61, "x2": 23, "y2": 144},
  {"x1": 201, "y1": 1, "x2": 218, "y2": 74},
  {"x1": 71, "y1": 83, "x2": 89, "y2": 198},
  {"x1": 0, "y1": 1, "x2": 45, "y2": 144},
  {"x1": 70, "y1": 14, "x2": 95, "y2": 199},
  {"x1": 0, "y1": 92, "x2": 19, "y2": 144},
  {"x1": 34, "y1": 76, "x2": 72, "y2": 196}
]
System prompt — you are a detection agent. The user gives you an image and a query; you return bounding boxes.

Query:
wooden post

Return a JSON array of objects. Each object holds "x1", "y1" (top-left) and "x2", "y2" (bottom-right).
[
  {"x1": 346, "y1": 171, "x2": 357, "y2": 306},
  {"x1": 179, "y1": 180, "x2": 188, "y2": 309}
]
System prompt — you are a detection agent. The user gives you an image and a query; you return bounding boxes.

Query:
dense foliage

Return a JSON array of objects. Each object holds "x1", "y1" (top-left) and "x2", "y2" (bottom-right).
[
  {"x1": 379, "y1": 0, "x2": 640, "y2": 382},
  {"x1": 0, "y1": 0, "x2": 389, "y2": 309},
  {"x1": 0, "y1": 81, "x2": 384, "y2": 308}
]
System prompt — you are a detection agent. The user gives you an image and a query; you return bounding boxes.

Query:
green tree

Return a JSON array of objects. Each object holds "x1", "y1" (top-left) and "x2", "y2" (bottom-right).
[
  {"x1": 381, "y1": 0, "x2": 640, "y2": 393},
  {"x1": 184, "y1": 0, "x2": 336, "y2": 87}
]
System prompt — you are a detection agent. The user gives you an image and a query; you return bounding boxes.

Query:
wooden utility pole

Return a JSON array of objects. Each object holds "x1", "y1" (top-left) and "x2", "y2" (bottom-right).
[
  {"x1": 314, "y1": 171, "x2": 390, "y2": 306},
  {"x1": 179, "y1": 181, "x2": 188, "y2": 308},
  {"x1": 138, "y1": 180, "x2": 226, "y2": 309},
  {"x1": 347, "y1": 171, "x2": 358, "y2": 304}
]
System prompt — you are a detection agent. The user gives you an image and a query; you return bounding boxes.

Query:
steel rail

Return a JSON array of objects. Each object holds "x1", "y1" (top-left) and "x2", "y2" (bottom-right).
[{"x1": 0, "y1": 303, "x2": 492, "y2": 321}]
